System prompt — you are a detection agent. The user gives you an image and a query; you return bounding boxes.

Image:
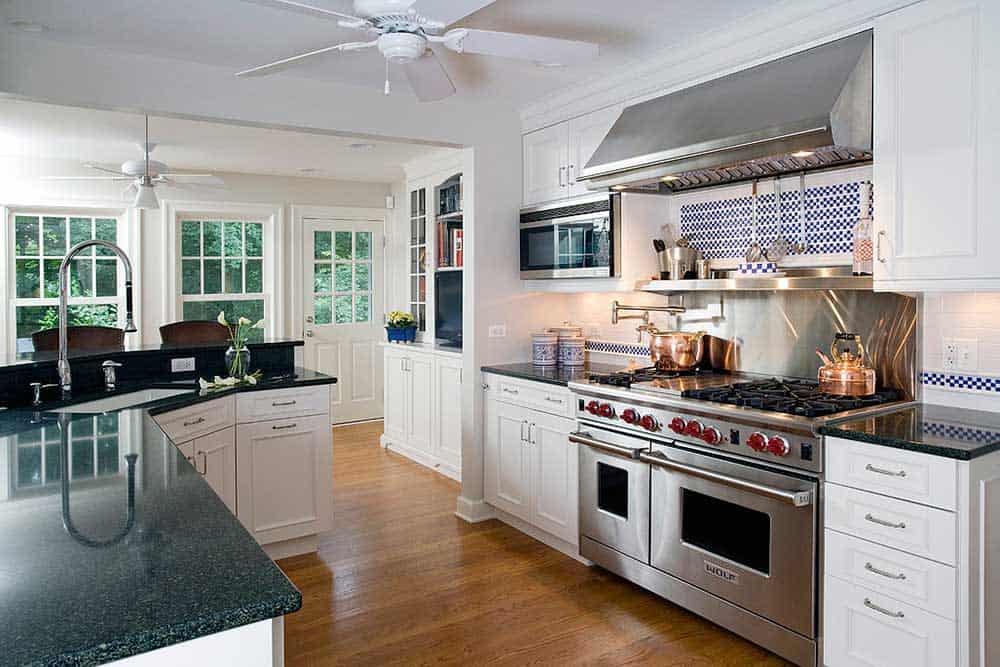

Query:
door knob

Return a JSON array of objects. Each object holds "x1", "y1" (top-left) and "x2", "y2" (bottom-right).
[
  {"x1": 306, "y1": 315, "x2": 314, "y2": 323},
  {"x1": 305, "y1": 330, "x2": 314, "y2": 337}
]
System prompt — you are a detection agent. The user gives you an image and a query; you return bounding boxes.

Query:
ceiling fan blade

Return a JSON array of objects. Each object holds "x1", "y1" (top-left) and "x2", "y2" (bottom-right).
[
  {"x1": 41, "y1": 176, "x2": 133, "y2": 181},
  {"x1": 237, "y1": 40, "x2": 376, "y2": 77},
  {"x1": 443, "y1": 29, "x2": 598, "y2": 64},
  {"x1": 83, "y1": 162, "x2": 126, "y2": 175},
  {"x1": 240, "y1": 0, "x2": 361, "y2": 22},
  {"x1": 159, "y1": 174, "x2": 225, "y2": 185},
  {"x1": 417, "y1": 0, "x2": 496, "y2": 26},
  {"x1": 403, "y1": 51, "x2": 456, "y2": 102}
]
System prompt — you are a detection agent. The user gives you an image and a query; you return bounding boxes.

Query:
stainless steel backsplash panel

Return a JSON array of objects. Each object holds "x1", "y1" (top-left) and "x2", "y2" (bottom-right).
[{"x1": 683, "y1": 290, "x2": 917, "y2": 400}]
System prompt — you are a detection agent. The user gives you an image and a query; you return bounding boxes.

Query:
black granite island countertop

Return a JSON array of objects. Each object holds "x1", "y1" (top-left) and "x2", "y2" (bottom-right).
[
  {"x1": 0, "y1": 369, "x2": 337, "y2": 666},
  {"x1": 819, "y1": 402, "x2": 1000, "y2": 460},
  {"x1": 481, "y1": 361, "x2": 637, "y2": 388}
]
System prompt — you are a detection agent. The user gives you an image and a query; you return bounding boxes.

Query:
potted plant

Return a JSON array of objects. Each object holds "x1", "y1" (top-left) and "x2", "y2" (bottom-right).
[{"x1": 385, "y1": 310, "x2": 418, "y2": 343}]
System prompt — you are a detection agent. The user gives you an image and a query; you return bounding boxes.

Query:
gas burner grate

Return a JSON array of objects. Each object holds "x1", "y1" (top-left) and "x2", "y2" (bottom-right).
[
  {"x1": 683, "y1": 378, "x2": 900, "y2": 418},
  {"x1": 589, "y1": 367, "x2": 711, "y2": 388}
]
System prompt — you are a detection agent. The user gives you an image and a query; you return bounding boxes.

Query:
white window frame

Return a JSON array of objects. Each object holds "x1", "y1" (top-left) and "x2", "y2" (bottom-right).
[
  {"x1": 1, "y1": 203, "x2": 140, "y2": 358},
  {"x1": 161, "y1": 200, "x2": 284, "y2": 339}
]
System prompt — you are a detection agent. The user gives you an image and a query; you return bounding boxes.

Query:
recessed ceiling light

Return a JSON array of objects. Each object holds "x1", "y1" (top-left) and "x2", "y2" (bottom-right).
[
  {"x1": 791, "y1": 150, "x2": 815, "y2": 158},
  {"x1": 611, "y1": 185, "x2": 628, "y2": 191},
  {"x1": 535, "y1": 62, "x2": 566, "y2": 69},
  {"x1": 8, "y1": 18, "x2": 48, "y2": 32},
  {"x1": 348, "y1": 142, "x2": 376, "y2": 151},
  {"x1": 298, "y1": 167, "x2": 320, "y2": 173}
]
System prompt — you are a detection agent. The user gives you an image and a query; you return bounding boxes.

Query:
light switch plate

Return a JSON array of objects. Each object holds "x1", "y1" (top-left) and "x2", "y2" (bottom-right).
[
  {"x1": 488, "y1": 324, "x2": 506, "y2": 338},
  {"x1": 171, "y1": 357, "x2": 196, "y2": 373}
]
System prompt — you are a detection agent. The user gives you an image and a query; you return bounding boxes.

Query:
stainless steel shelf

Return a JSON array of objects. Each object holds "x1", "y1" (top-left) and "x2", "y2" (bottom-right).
[{"x1": 637, "y1": 268, "x2": 873, "y2": 293}]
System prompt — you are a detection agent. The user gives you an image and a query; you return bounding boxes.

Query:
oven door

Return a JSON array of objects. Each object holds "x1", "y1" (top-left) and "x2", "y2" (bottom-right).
[
  {"x1": 519, "y1": 212, "x2": 615, "y2": 279},
  {"x1": 572, "y1": 429, "x2": 650, "y2": 563},
  {"x1": 642, "y1": 445, "x2": 817, "y2": 637}
]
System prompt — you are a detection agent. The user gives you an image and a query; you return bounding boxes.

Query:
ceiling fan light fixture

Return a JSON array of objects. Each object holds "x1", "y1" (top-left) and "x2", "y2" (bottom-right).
[
  {"x1": 377, "y1": 32, "x2": 426, "y2": 63},
  {"x1": 134, "y1": 184, "x2": 160, "y2": 210}
]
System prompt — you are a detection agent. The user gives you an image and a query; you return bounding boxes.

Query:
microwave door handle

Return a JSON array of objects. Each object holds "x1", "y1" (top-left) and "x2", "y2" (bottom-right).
[
  {"x1": 638, "y1": 452, "x2": 813, "y2": 507},
  {"x1": 569, "y1": 432, "x2": 643, "y2": 459}
]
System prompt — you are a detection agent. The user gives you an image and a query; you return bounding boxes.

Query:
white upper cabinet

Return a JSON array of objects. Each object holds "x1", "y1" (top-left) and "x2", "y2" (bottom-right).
[
  {"x1": 874, "y1": 0, "x2": 1000, "y2": 290},
  {"x1": 522, "y1": 105, "x2": 622, "y2": 206}
]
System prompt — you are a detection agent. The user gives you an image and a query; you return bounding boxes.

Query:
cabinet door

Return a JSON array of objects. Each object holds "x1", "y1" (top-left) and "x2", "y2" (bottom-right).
[
  {"x1": 406, "y1": 353, "x2": 435, "y2": 455},
  {"x1": 484, "y1": 398, "x2": 532, "y2": 521},
  {"x1": 523, "y1": 122, "x2": 569, "y2": 206},
  {"x1": 193, "y1": 427, "x2": 237, "y2": 514},
  {"x1": 236, "y1": 414, "x2": 333, "y2": 545},
  {"x1": 529, "y1": 412, "x2": 578, "y2": 545},
  {"x1": 434, "y1": 356, "x2": 463, "y2": 474},
  {"x1": 566, "y1": 105, "x2": 622, "y2": 197},
  {"x1": 874, "y1": 0, "x2": 1000, "y2": 285},
  {"x1": 383, "y1": 349, "x2": 408, "y2": 443}
]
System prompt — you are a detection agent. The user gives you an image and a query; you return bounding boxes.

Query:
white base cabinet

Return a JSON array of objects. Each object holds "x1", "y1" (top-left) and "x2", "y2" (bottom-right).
[
  {"x1": 483, "y1": 373, "x2": 578, "y2": 547},
  {"x1": 381, "y1": 345, "x2": 462, "y2": 479}
]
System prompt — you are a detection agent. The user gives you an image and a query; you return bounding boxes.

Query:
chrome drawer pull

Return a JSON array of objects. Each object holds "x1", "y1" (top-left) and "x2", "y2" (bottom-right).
[
  {"x1": 502, "y1": 387, "x2": 519, "y2": 395},
  {"x1": 272, "y1": 423, "x2": 298, "y2": 431},
  {"x1": 865, "y1": 463, "x2": 907, "y2": 478},
  {"x1": 864, "y1": 598, "x2": 905, "y2": 619},
  {"x1": 183, "y1": 417, "x2": 206, "y2": 427},
  {"x1": 865, "y1": 513, "x2": 906, "y2": 529},
  {"x1": 272, "y1": 400, "x2": 297, "y2": 407},
  {"x1": 865, "y1": 562, "x2": 907, "y2": 580},
  {"x1": 545, "y1": 396, "x2": 564, "y2": 404}
]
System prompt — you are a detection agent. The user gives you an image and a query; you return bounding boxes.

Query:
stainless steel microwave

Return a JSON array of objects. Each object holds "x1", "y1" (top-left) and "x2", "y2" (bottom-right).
[{"x1": 519, "y1": 193, "x2": 621, "y2": 279}]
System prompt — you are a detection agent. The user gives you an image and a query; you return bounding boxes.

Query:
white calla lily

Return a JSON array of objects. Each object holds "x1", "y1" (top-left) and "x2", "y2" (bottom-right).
[{"x1": 217, "y1": 312, "x2": 228, "y2": 326}]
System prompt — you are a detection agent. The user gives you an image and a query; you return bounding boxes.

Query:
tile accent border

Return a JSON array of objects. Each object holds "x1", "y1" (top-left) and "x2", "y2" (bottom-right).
[
  {"x1": 922, "y1": 371, "x2": 1000, "y2": 394},
  {"x1": 585, "y1": 340, "x2": 649, "y2": 357}
]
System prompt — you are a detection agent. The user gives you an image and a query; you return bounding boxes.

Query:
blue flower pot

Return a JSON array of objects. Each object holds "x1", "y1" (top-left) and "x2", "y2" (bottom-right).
[{"x1": 386, "y1": 326, "x2": 417, "y2": 343}]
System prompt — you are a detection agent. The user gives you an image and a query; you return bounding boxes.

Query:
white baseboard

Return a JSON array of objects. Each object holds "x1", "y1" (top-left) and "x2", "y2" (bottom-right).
[
  {"x1": 454, "y1": 496, "x2": 495, "y2": 523},
  {"x1": 264, "y1": 534, "x2": 318, "y2": 561},
  {"x1": 381, "y1": 435, "x2": 461, "y2": 482},
  {"x1": 490, "y1": 506, "x2": 591, "y2": 566}
]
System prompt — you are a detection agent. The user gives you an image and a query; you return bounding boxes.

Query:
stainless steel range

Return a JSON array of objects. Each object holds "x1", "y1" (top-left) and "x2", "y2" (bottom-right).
[{"x1": 569, "y1": 368, "x2": 912, "y2": 667}]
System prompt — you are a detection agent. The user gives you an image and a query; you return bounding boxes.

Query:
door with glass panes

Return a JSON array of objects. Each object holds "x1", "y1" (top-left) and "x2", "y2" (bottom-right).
[{"x1": 304, "y1": 219, "x2": 384, "y2": 424}]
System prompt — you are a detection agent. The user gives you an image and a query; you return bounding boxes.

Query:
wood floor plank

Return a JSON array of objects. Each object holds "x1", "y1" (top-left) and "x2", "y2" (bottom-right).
[{"x1": 278, "y1": 421, "x2": 791, "y2": 666}]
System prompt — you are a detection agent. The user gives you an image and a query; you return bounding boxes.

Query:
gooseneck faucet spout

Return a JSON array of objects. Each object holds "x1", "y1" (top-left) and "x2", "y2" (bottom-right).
[{"x1": 58, "y1": 240, "x2": 137, "y2": 394}]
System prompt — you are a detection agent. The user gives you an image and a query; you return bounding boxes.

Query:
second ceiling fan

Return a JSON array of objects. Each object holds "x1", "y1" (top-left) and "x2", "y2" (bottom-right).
[{"x1": 237, "y1": 0, "x2": 600, "y2": 101}]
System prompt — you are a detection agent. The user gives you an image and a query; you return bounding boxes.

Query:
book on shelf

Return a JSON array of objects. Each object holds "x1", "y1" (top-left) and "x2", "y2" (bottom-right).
[
  {"x1": 452, "y1": 229, "x2": 464, "y2": 268},
  {"x1": 437, "y1": 220, "x2": 450, "y2": 267}
]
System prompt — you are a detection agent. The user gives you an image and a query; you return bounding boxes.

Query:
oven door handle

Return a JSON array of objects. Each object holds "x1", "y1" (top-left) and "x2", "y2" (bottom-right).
[
  {"x1": 639, "y1": 452, "x2": 813, "y2": 508},
  {"x1": 569, "y1": 432, "x2": 644, "y2": 460}
]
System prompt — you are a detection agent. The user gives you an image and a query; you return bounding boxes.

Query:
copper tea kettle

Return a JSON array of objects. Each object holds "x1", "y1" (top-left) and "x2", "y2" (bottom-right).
[{"x1": 816, "y1": 333, "x2": 876, "y2": 396}]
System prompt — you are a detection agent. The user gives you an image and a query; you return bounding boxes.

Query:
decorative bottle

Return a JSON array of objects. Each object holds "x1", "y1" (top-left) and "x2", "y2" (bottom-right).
[{"x1": 852, "y1": 182, "x2": 873, "y2": 276}]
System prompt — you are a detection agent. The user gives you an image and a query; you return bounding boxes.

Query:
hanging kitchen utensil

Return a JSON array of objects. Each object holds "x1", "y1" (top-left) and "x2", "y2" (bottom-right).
[
  {"x1": 766, "y1": 177, "x2": 789, "y2": 262},
  {"x1": 791, "y1": 172, "x2": 809, "y2": 254},
  {"x1": 745, "y1": 180, "x2": 763, "y2": 262},
  {"x1": 817, "y1": 332, "x2": 876, "y2": 396}
]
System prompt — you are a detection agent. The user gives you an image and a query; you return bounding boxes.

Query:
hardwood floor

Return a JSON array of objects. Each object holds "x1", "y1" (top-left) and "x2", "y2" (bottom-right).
[{"x1": 277, "y1": 421, "x2": 790, "y2": 666}]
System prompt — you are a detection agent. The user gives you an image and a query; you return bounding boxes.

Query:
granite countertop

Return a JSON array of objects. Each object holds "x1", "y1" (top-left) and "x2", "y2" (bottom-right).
[
  {"x1": 820, "y1": 403, "x2": 1000, "y2": 460},
  {"x1": 0, "y1": 369, "x2": 336, "y2": 666},
  {"x1": 481, "y1": 361, "x2": 637, "y2": 387}
]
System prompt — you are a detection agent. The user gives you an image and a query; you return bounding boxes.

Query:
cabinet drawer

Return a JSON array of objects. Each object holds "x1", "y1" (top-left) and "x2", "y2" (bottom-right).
[
  {"x1": 236, "y1": 386, "x2": 330, "y2": 424},
  {"x1": 825, "y1": 529, "x2": 956, "y2": 619},
  {"x1": 826, "y1": 437, "x2": 957, "y2": 510},
  {"x1": 824, "y1": 576, "x2": 956, "y2": 667},
  {"x1": 825, "y1": 483, "x2": 956, "y2": 565},
  {"x1": 154, "y1": 397, "x2": 235, "y2": 444},
  {"x1": 489, "y1": 375, "x2": 573, "y2": 418}
]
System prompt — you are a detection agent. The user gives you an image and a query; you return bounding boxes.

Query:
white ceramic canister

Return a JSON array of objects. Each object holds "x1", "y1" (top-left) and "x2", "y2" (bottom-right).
[
  {"x1": 558, "y1": 336, "x2": 586, "y2": 367},
  {"x1": 532, "y1": 332, "x2": 559, "y2": 366},
  {"x1": 549, "y1": 322, "x2": 584, "y2": 339}
]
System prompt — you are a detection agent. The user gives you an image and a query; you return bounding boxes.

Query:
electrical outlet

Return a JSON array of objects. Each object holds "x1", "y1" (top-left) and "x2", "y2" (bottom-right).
[
  {"x1": 942, "y1": 339, "x2": 959, "y2": 370},
  {"x1": 170, "y1": 357, "x2": 196, "y2": 373},
  {"x1": 956, "y1": 338, "x2": 979, "y2": 372},
  {"x1": 488, "y1": 324, "x2": 507, "y2": 338}
]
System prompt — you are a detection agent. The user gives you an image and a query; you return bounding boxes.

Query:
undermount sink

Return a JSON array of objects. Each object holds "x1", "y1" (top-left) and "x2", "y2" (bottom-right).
[{"x1": 53, "y1": 388, "x2": 192, "y2": 414}]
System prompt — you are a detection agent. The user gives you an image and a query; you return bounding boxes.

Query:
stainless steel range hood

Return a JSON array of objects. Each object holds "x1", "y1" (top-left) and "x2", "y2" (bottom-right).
[{"x1": 580, "y1": 31, "x2": 872, "y2": 193}]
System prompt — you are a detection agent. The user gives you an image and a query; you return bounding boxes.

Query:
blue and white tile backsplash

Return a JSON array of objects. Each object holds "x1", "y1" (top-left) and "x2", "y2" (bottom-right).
[{"x1": 679, "y1": 181, "x2": 868, "y2": 260}]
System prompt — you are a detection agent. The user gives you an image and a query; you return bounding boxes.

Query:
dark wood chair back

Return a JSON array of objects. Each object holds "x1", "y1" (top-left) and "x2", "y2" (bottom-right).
[
  {"x1": 159, "y1": 320, "x2": 231, "y2": 345},
  {"x1": 31, "y1": 326, "x2": 125, "y2": 353}
]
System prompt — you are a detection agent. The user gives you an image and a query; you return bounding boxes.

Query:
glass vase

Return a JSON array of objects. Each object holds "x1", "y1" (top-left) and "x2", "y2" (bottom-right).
[{"x1": 226, "y1": 345, "x2": 250, "y2": 379}]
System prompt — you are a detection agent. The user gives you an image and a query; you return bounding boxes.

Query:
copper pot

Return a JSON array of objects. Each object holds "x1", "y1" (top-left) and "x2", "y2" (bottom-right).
[
  {"x1": 644, "y1": 327, "x2": 706, "y2": 371},
  {"x1": 817, "y1": 333, "x2": 876, "y2": 396}
]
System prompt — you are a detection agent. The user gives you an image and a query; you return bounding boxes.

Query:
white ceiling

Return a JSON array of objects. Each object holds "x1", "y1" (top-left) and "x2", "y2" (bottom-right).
[
  {"x1": 0, "y1": 0, "x2": 786, "y2": 107},
  {"x1": 0, "y1": 98, "x2": 455, "y2": 181}
]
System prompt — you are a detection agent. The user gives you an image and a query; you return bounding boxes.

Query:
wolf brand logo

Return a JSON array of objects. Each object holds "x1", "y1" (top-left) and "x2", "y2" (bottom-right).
[{"x1": 704, "y1": 561, "x2": 740, "y2": 584}]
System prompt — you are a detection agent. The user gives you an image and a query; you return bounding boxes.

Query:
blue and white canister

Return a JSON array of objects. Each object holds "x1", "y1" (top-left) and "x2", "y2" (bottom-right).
[
  {"x1": 532, "y1": 333, "x2": 559, "y2": 366},
  {"x1": 558, "y1": 336, "x2": 586, "y2": 367}
]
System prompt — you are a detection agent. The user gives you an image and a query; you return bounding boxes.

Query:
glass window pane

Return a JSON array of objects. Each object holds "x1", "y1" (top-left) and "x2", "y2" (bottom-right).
[
  {"x1": 70, "y1": 217, "x2": 93, "y2": 254},
  {"x1": 181, "y1": 259, "x2": 202, "y2": 295},
  {"x1": 96, "y1": 260, "x2": 117, "y2": 297},
  {"x1": 68, "y1": 304, "x2": 117, "y2": 329},
  {"x1": 411, "y1": 219, "x2": 419, "y2": 245},
  {"x1": 335, "y1": 264, "x2": 352, "y2": 292},
  {"x1": 224, "y1": 259, "x2": 243, "y2": 293},
  {"x1": 224, "y1": 222, "x2": 243, "y2": 256},
  {"x1": 355, "y1": 263, "x2": 371, "y2": 291},
  {"x1": 245, "y1": 259, "x2": 263, "y2": 293},
  {"x1": 18, "y1": 427, "x2": 42, "y2": 445},
  {"x1": 410, "y1": 190, "x2": 418, "y2": 217},
  {"x1": 72, "y1": 441, "x2": 94, "y2": 477},
  {"x1": 314, "y1": 295, "x2": 332, "y2": 325},
  {"x1": 95, "y1": 218, "x2": 117, "y2": 256},
  {"x1": 72, "y1": 419, "x2": 94, "y2": 438},
  {"x1": 16, "y1": 306, "x2": 58, "y2": 345},
  {"x1": 97, "y1": 414, "x2": 118, "y2": 436},
  {"x1": 15, "y1": 259, "x2": 40, "y2": 298},
  {"x1": 17, "y1": 446, "x2": 41, "y2": 486},
  {"x1": 45, "y1": 442, "x2": 62, "y2": 482},
  {"x1": 355, "y1": 294, "x2": 370, "y2": 323},
  {"x1": 335, "y1": 232, "x2": 352, "y2": 260},
  {"x1": 314, "y1": 231, "x2": 332, "y2": 260},
  {"x1": 43, "y1": 217, "x2": 66, "y2": 256},
  {"x1": 203, "y1": 221, "x2": 222, "y2": 256},
  {"x1": 314, "y1": 264, "x2": 332, "y2": 293},
  {"x1": 203, "y1": 259, "x2": 222, "y2": 294},
  {"x1": 43, "y1": 259, "x2": 62, "y2": 298},
  {"x1": 356, "y1": 232, "x2": 372, "y2": 260},
  {"x1": 335, "y1": 296, "x2": 352, "y2": 324},
  {"x1": 246, "y1": 223, "x2": 263, "y2": 257},
  {"x1": 15, "y1": 216, "x2": 39, "y2": 255},
  {"x1": 70, "y1": 258, "x2": 94, "y2": 298},
  {"x1": 182, "y1": 300, "x2": 264, "y2": 341},
  {"x1": 411, "y1": 276, "x2": 419, "y2": 302},
  {"x1": 419, "y1": 189, "x2": 426, "y2": 215},
  {"x1": 418, "y1": 275, "x2": 426, "y2": 301},
  {"x1": 97, "y1": 437, "x2": 119, "y2": 475},
  {"x1": 181, "y1": 221, "x2": 201, "y2": 256}
]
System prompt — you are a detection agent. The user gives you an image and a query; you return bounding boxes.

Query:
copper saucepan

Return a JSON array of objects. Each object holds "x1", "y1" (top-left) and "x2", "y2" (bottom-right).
[{"x1": 642, "y1": 326, "x2": 706, "y2": 371}]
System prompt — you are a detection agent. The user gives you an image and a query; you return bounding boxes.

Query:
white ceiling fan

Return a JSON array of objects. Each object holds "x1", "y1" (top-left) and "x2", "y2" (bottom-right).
[
  {"x1": 236, "y1": 0, "x2": 600, "y2": 101},
  {"x1": 41, "y1": 116, "x2": 224, "y2": 210}
]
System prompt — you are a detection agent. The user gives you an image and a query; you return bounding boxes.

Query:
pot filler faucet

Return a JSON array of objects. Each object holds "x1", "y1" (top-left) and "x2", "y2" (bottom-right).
[{"x1": 58, "y1": 240, "x2": 137, "y2": 394}]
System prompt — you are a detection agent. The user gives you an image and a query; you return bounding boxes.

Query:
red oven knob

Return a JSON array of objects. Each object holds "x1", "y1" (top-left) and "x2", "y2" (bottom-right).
[
  {"x1": 621, "y1": 409, "x2": 639, "y2": 424},
  {"x1": 598, "y1": 403, "x2": 615, "y2": 419},
  {"x1": 767, "y1": 436, "x2": 791, "y2": 457},
  {"x1": 747, "y1": 432, "x2": 768, "y2": 452},
  {"x1": 586, "y1": 400, "x2": 601, "y2": 415},
  {"x1": 669, "y1": 417, "x2": 686, "y2": 434},
  {"x1": 640, "y1": 415, "x2": 659, "y2": 432},
  {"x1": 702, "y1": 427, "x2": 722, "y2": 445},
  {"x1": 684, "y1": 420, "x2": 703, "y2": 437}
]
